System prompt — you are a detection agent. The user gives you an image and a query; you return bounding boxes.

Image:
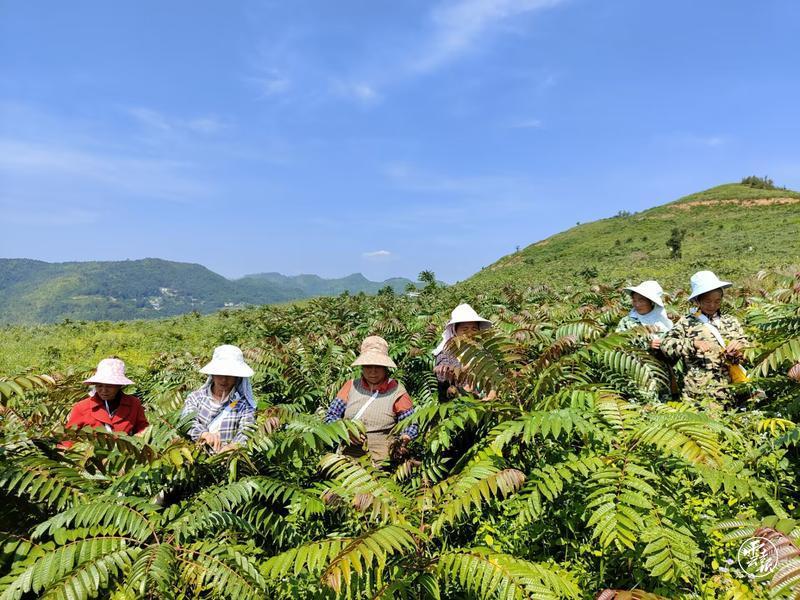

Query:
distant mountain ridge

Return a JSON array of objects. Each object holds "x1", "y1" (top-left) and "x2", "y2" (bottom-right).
[{"x1": 0, "y1": 258, "x2": 416, "y2": 324}]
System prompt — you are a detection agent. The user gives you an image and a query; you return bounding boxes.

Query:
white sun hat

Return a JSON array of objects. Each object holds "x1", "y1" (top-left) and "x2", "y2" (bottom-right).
[
  {"x1": 432, "y1": 303, "x2": 493, "y2": 355},
  {"x1": 200, "y1": 345, "x2": 254, "y2": 377},
  {"x1": 446, "y1": 303, "x2": 492, "y2": 328},
  {"x1": 623, "y1": 280, "x2": 665, "y2": 307},
  {"x1": 688, "y1": 270, "x2": 732, "y2": 300},
  {"x1": 352, "y1": 336, "x2": 397, "y2": 368},
  {"x1": 83, "y1": 358, "x2": 135, "y2": 386}
]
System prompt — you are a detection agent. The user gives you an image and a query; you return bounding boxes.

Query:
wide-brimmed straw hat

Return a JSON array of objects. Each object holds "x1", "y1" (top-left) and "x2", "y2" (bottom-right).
[
  {"x1": 200, "y1": 345, "x2": 254, "y2": 377},
  {"x1": 446, "y1": 303, "x2": 492, "y2": 329},
  {"x1": 688, "y1": 270, "x2": 732, "y2": 300},
  {"x1": 83, "y1": 358, "x2": 134, "y2": 386},
  {"x1": 352, "y1": 336, "x2": 397, "y2": 368},
  {"x1": 623, "y1": 280, "x2": 665, "y2": 307}
]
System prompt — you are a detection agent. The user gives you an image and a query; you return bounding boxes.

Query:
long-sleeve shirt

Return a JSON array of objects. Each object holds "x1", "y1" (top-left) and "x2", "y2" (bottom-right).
[
  {"x1": 661, "y1": 312, "x2": 748, "y2": 400},
  {"x1": 181, "y1": 383, "x2": 255, "y2": 446}
]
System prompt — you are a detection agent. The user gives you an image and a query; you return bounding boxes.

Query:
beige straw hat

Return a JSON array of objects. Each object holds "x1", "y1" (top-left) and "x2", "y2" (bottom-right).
[{"x1": 351, "y1": 336, "x2": 397, "y2": 368}]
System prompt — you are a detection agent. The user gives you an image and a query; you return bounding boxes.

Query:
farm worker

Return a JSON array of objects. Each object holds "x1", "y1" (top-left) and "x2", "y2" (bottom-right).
[
  {"x1": 64, "y1": 358, "x2": 148, "y2": 442},
  {"x1": 181, "y1": 345, "x2": 256, "y2": 454},
  {"x1": 324, "y1": 336, "x2": 417, "y2": 464},
  {"x1": 615, "y1": 280, "x2": 674, "y2": 348},
  {"x1": 661, "y1": 271, "x2": 749, "y2": 402},
  {"x1": 433, "y1": 303, "x2": 495, "y2": 401}
]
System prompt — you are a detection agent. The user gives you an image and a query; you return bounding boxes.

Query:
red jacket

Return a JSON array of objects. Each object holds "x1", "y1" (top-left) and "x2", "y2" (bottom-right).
[{"x1": 65, "y1": 394, "x2": 149, "y2": 436}]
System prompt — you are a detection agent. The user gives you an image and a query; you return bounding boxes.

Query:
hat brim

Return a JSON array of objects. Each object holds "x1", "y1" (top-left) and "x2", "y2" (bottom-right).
[
  {"x1": 447, "y1": 317, "x2": 492, "y2": 328},
  {"x1": 200, "y1": 361, "x2": 254, "y2": 377},
  {"x1": 623, "y1": 286, "x2": 664, "y2": 307},
  {"x1": 688, "y1": 281, "x2": 732, "y2": 300},
  {"x1": 83, "y1": 375, "x2": 134, "y2": 386},
  {"x1": 352, "y1": 354, "x2": 397, "y2": 368}
]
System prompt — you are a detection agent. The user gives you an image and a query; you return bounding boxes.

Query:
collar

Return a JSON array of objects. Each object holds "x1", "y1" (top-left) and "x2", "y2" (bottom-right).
[{"x1": 359, "y1": 376, "x2": 396, "y2": 394}]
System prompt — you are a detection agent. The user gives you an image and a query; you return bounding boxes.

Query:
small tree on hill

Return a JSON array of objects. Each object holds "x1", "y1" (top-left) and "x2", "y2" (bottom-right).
[
  {"x1": 741, "y1": 175, "x2": 776, "y2": 190},
  {"x1": 666, "y1": 227, "x2": 686, "y2": 259}
]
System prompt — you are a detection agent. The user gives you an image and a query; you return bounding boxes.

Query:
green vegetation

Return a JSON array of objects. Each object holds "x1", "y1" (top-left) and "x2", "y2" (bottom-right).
[
  {"x1": 470, "y1": 183, "x2": 800, "y2": 290},
  {"x1": 0, "y1": 259, "x2": 416, "y2": 324},
  {"x1": 2, "y1": 267, "x2": 800, "y2": 598}
]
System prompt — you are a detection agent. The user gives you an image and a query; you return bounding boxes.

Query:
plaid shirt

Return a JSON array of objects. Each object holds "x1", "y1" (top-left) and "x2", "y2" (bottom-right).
[{"x1": 181, "y1": 383, "x2": 255, "y2": 445}]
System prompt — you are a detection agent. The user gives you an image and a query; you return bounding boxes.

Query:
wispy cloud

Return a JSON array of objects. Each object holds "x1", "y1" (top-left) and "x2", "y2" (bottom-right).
[
  {"x1": 127, "y1": 107, "x2": 227, "y2": 135},
  {"x1": 0, "y1": 198, "x2": 100, "y2": 226},
  {"x1": 656, "y1": 132, "x2": 730, "y2": 149},
  {"x1": 247, "y1": 69, "x2": 292, "y2": 97},
  {"x1": 413, "y1": 0, "x2": 566, "y2": 72},
  {"x1": 363, "y1": 249, "x2": 393, "y2": 259},
  {"x1": 332, "y1": 80, "x2": 381, "y2": 105},
  {"x1": 0, "y1": 138, "x2": 210, "y2": 202},
  {"x1": 507, "y1": 117, "x2": 543, "y2": 129}
]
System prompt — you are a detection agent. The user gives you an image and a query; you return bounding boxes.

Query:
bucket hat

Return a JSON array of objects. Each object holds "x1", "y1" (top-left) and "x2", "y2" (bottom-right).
[
  {"x1": 688, "y1": 270, "x2": 732, "y2": 300},
  {"x1": 623, "y1": 280, "x2": 665, "y2": 307},
  {"x1": 446, "y1": 303, "x2": 492, "y2": 328},
  {"x1": 352, "y1": 336, "x2": 397, "y2": 368},
  {"x1": 200, "y1": 345, "x2": 254, "y2": 377},
  {"x1": 83, "y1": 358, "x2": 134, "y2": 386}
]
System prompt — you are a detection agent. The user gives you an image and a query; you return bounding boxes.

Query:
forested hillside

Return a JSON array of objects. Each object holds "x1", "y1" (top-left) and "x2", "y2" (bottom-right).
[{"x1": 0, "y1": 258, "x2": 415, "y2": 324}]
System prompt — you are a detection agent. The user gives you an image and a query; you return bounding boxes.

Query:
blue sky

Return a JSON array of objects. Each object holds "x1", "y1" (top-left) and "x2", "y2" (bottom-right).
[{"x1": 1, "y1": 0, "x2": 798, "y2": 283}]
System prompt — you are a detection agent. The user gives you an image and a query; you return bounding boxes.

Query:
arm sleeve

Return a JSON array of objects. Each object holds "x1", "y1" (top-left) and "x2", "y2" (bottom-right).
[
  {"x1": 132, "y1": 401, "x2": 149, "y2": 434},
  {"x1": 181, "y1": 393, "x2": 204, "y2": 441},
  {"x1": 324, "y1": 398, "x2": 347, "y2": 423},
  {"x1": 232, "y1": 407, "x2": 256, "y2": 445},
  {"x1": 660, "y1": 320, "x2": 693, "y2": 361},
  {"x1": 396, "y1": 407, "x2": 419, "y2": 439},
  {"x1": 725, "y1": 316, "x2": 748, "y2": 345},
  {"x1": 394, "y1": 394, "x2": 417, "y2": 439},
  {"x1": 65, "y1": 404, "x2": 84, "y2": 430}
]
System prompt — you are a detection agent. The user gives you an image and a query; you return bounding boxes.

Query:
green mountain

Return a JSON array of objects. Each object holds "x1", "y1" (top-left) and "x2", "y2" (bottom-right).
[
  {"x1": 467, "y1": 183, "x2": 800, "y2": 290},
  {"x1": 0, "y1": 258, "x2": 415, "y2": 324}
]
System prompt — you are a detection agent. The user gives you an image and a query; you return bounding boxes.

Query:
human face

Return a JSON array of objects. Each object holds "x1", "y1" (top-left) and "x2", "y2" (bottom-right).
[
  {"x1": 362, "y1": 365, "x2": 388, "y2": 386},
  {"x1": 696, "y1": 289, "x2": 723, "y2": 317},
  {"x1": 630, "y1": 292, "x2": 655, "y2": 315},
  {"x1": 211, "y1": 375, "x2": 237, "y2": 394},
  {"x1": 454, "y1": 321, "x2": 481, "y2": 337},
  {"x1": 94, "y1": 383, "x2": 122, "y2": 402}
]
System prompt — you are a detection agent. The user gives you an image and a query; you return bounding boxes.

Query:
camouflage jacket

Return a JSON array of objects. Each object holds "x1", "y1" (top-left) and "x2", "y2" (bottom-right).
[{"x1": 661, "y1": 312, "x2": 748, "y2": 400}]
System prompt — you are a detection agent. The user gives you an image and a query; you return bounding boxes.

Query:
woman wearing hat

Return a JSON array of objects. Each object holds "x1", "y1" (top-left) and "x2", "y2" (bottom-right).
[
  {"x1": 615, "y1": 280, "x2": 673, "y2": 348},
  {"x1": 433, "y1": 303, "x2": 494, "y2": 401},
  {"x1": 65, "y1": 357, "x2": 148, "y2": 437},
  {"x1": 324, "y1": 336, "x2": 417, "y2": 465},
  {"x1": 661, "y1": 271, "x2": 749, "y2": 401},
  {"x1": 181, "y1": 345, "x2": 257, "y2": 454}
]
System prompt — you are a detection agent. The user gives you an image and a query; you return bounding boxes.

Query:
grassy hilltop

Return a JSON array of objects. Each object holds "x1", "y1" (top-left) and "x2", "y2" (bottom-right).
[{"x1": 468, "y1": 183, "x2": 800, "y2": 291}]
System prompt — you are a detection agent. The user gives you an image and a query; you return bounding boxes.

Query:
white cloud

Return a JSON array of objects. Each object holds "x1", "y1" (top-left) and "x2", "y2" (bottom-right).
[
  {"x1": 414, "y1": 0, "x2": 566, "y2": 72},
  {"x1": 332, "y1": 80, "x2": 381, "y2": 105},
  {"x1": 126, "y1": 107, "x2": 226, "y2": 135},
  {"x1": 248, "y1": 70, "x2": 292, "y2": 97},
  {"x1": 508, "y1": 118, "x2": 543, "y2": 129},
  {"x1": 363, "y1": 250, "x2": 392, "y2": 258},
  {"x1": 656, "y1": 132, "x2": 730, "y2": 149},
  {"x1": 0, "y1": 199, "x2": 100, "y2": 226},
  {"x1": 0, "y1": 138, "x2": 210, "y2": 202}
]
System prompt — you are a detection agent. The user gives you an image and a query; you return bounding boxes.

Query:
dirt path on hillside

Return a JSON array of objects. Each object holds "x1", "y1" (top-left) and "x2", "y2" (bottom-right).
[{"x1": 674, "y1": 197, "x2": 800, "y2": 209}]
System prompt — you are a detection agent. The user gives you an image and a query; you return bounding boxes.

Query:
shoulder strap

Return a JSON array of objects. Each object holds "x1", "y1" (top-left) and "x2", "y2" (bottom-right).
[
  {"x1": 352, "y1": 390, "x2": 380, "y2": 422},
  {"x1": 697, "y1": 314, "x2": 726, "y2": 347}
]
